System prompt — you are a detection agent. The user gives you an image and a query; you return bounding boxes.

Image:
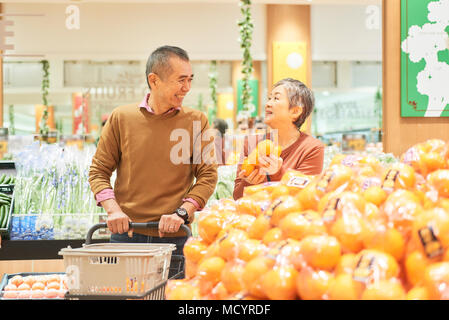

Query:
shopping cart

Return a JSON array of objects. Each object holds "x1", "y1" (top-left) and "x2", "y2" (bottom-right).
[{"x1": 60, "y1": 221, "x2": 191, "y2": 300}]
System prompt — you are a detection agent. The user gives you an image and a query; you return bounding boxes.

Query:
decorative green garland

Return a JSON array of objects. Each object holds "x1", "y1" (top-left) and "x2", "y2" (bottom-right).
[
  {"x1": 39, "y1": 60, "x2": 50, "y2": 136},
  {"x1": 208, "y1": 60, "x2": 218, "y2": 122},
  {"x1": 238, "y1": 0, "x2": 254, "y2": 113}
]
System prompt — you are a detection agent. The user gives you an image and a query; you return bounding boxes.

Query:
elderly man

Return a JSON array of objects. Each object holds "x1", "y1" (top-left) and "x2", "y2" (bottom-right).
[{"x1": 89, "y1": 46, "x2": 218, "y2": 259}]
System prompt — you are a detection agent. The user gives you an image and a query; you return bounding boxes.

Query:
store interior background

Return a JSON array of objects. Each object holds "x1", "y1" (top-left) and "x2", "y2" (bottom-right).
[{"x1": 1, "y1": 0, "x2": 383, "y2": 155}]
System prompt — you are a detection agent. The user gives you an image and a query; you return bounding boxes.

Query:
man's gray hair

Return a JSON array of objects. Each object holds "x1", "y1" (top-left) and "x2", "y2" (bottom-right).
[
  {"x1": 146, "y1": 45, "x2": 189, "y2": 89},
  {"x1": 273, "y1": 78, "x2": 315, "y2": 130}
]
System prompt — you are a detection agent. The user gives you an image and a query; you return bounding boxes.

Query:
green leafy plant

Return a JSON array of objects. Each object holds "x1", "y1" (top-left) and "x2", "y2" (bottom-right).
[
  {"x1": 39, "y1": 60, "x2": 50, "y2": 136},
  {"x1": 208, "y1": 60, "x2": 218, "y2": 122},
  {"x1": 374, "y1": 87, "x2": 382, "y2": 142},
  {"x1": 8, "y1": 104, "x2": 15, "y2": 135},
  {"x1": 238, "y1": 0, "x2": 254, "y2": 113},
  {"x1": 197, "y1": 93, "x2": 205, "y2": 113}
]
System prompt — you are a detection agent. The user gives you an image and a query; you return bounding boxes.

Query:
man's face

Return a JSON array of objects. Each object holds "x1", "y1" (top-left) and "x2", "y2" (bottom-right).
[{"x1": 158, "y1": 56, "x2": 193, "y2": 108}]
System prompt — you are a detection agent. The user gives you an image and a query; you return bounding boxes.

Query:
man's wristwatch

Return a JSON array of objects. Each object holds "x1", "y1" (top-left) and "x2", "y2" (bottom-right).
[{"x1": 174, "y1": 208, "x2": 190, "y2": 224}]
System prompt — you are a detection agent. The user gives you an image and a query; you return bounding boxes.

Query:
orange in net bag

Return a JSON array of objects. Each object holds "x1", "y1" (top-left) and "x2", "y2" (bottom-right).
[{"x1": 401, "y1": 139, "x2": 449, "y2": 177}]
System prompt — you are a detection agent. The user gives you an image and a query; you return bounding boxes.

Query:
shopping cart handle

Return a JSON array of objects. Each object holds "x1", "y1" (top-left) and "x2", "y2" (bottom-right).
[{"x1": 85, "y1": 221, "x2": 192, "y2": 245}]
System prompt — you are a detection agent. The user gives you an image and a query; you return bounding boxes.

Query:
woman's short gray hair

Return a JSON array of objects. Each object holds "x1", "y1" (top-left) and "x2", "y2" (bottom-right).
[{"x1": 273, "y1": 78, "x2": 315, "y2": 130}]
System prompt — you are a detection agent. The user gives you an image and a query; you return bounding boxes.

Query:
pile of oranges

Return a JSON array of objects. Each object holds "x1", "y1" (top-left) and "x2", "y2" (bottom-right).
[
  {"x1": 2, "y1": 274, "x2": 68, "y2": 299},
  {"x1": 166, "y1": 139, "x2": 449, "y2": 300}
]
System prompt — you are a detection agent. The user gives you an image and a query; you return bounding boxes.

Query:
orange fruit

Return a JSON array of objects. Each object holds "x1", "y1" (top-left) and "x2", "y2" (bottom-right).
[
  {"x1": 166, "y1": 280, "x2": 201, "y2": 300},
  {"x1": 197, "y1": 211, "x2": 224, "y2": 244},
  {"x1": 319, "y1": 191, "x2": 366, "y2": 223},
  {"x1": 17, "y1": 291, "x2": 31, "y2": 299},
  {"x1": 420, "y1": 152, "x2": 446, "y2": 176},
  {"x1": 383, "y1": 189, "x2": 423, "y2": 236},
  {"x1": 316, "y1": 164, "x2": 354, "y2": 194},
  {"x1": 279, "y1": 211, "x2": 326, "y2": 241},
  {"x1": 232, "y1": 214, "x2": 256, "y2": 232},
  {"x1": 183, "y1": 237, "x2": 208, "y2": 263},
  {"x1": 335, "y1": 253, "x2": 358, "y2": 275},
  {"x1": 242, "y1": 256, "x2": 275, "y2": 299},
  {"x1": 362, "y1": 225, "x2": 405, "y2": 261},
  {"x1": 364, "y1": 202, "x2": 384, "y2": 223},
  {"x1": 407, "y1": 286, "x2": 430, "y2": 300},
  {"x1": 411, "y1": 207, "x2": 449, "y2": 260},
  {"x1": 262, "y1": 227, "x2": 284, "y2": 246},
  {"x1": 185, "y1": 260, "x2": 198, "y2": 279},
  {"x1": 299, "y1": 235, "x2": 341, "y2": 271},
  {"x1": 423, "y1": 262, "x2": 449, "y2": 299},
  {"x1": 353, "y1": 250, "x2": 400, "y2": 283},
  {"x1": 3, "y1": 291, "x2": 18, "y2": 299},
  {"x1": 297, "y1": 183, "x2": 321, "y2": 211},
  {"x1": 280, "y1": 170, "x2": 312, "y2": 196},
  {"x1": 405, "y1": 250, "x2": 431, "y2": 287},
  {"x1": 47, "y1": 281, "x2": 60, "y2": 290},
  {"x1": 23, "y1": 276, "x2": 36, "y2": 287},
  {"x1": 248, "y1": 213, "x2": 272, "y2": 240},
  {"x1": 381, "y1": 163, "x2": 416, "y2": 191},
  {"x1": 296, "y1": 268, "x2": 334, "y2": 300},
  {"x1": 363, "y1": 186, "x2": 387, "y2": 207},
  {"x1": 361, "y1": 280, "x2": 406, "y2": 300},
  {"x1": 31, "y1": 282, "x2": 45, "y2": 291},
  {"x1": 236, "y1": 198, "x2": 262, "y2": 217},
  {"x1": 241, "y1": 158, "x2": 256, "y2": 177},
  {"x1": 329, "y1": 215, "x2": 366, "y2": 253},
  {"x1": 17, "y1": 283, "x2": 31, "y2": 291},
  {"x1": 10, "y1": 275, "x2": 23, "y2": 287},
  {"x1": 220, "y1": 260, "x2": 245, "y2": 294},
  {"x1": 271, "y1": 184, "x2": 291, "y2": 199},
  {"x1": 4, "y1": 284, "x2": 17, "y2": 291},
  {"x1": 237, "y1": 239, "x2": 266, "y2": 262},
  {"x1": 257, "y1": 139, "x2": 276, "y2": 157},
  {"x1": 30, "y1": 290, "x2": 45, "y2": 299},
  {"x1": 206, "y1": 281, "x2": 229, "y2": 300},
  {"x1": 268, "y1": 196, "x2": 303, "y2": 226},
  {"x1": 261, "y1": 266, "x2": 298, "y2": 300},
  {"x1": 328, "y1": 273, "x2": 364, "y2": 300},
  {"x1": 427, "y1": 169, "x2": 449, "y2": 198},
  {"x1": 218, "y1": 228, "x2": 249, "y2": 261},
  {"x1": 197, "y1": 256, "x2": 226, "y2": 285}
]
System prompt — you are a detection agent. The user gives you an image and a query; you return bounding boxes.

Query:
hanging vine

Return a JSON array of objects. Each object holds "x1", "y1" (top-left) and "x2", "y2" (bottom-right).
[
  {"x1": 39, "y1": 60, "x2": 50, "y2": 136},
  {"x1": 208, "y1": 60, "x2": 218, "y2": 122},
  {"x1": 237, "y1": 0, "x2": 254, "y2": 114},
  {"x1": 8, "y1": 104, "x2": 15, "y2": 135}
]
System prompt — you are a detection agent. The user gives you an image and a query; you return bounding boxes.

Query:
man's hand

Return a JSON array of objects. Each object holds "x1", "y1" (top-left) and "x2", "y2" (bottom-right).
[
  {"x1": 101, "y1": 198, "x2": 132, "y2": 236},
  {"x1": 258, "y1": 155, "x2": 283, "y2": 175},
  {"x1": 159, "y1": 213, "x2": 185, "y2": 238},
  {"x1": 238, "y1": 167, "x2": 267, "y2": 185}
]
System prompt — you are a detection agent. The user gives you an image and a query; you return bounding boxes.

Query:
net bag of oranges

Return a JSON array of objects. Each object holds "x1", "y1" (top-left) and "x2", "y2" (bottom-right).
[{"x1": 166, "y1": 139, "x2": 449, "y2": 300}]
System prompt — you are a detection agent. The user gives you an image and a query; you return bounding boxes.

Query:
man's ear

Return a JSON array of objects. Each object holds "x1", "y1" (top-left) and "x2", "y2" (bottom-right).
[
  {"x1": 147, "y1": 73, "x2": 158, "y2": 90},
  {"x1": 290, "y1": 105, "x2": 303, "y2": 123}
]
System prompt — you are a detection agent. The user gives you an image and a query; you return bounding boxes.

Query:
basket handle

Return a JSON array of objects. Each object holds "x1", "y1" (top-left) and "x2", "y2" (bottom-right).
[{"x1": 85, "y1": 222, "x2": 192, "y2": 245}]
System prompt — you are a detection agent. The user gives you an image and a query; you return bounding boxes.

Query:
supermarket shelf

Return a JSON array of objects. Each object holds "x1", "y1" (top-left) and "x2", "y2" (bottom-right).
[{"x1": 0, "y1": 239, "x2": 105, "y2": 261}]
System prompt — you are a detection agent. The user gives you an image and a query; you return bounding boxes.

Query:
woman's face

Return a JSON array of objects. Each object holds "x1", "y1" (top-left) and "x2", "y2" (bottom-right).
[{"x1": 264, "y1": 85, "x2": 301, "y2": 129}]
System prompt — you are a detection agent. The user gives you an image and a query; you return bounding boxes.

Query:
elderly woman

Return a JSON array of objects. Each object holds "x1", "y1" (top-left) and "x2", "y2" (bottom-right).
[{"x1": 233, "y1": 78, "x2": 325, "y2": 200}]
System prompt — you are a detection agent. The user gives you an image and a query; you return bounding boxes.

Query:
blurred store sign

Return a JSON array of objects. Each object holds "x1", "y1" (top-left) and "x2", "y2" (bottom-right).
[
  {"x1": 342, "y1": 134, "x2": 366, "y2": 152},
  {"x1": 65, "y1": 5, "x2": 80, "y2": 30},
  {"x1": 0, "y1": 13, "x2": 45, "y2": 58},
  {"x1": 365, "y1": 5, "x2": 380, "y2": 30}
]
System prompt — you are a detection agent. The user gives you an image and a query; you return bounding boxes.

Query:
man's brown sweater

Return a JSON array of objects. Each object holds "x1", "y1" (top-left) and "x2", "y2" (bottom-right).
[{"x1": 89, "y1": 103, "x2": 218, "y2": 236}]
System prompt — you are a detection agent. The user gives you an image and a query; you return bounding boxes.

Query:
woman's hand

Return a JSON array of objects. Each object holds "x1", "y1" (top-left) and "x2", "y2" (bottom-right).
[
  {"x1": 258, "y1": 155, "x2": 283, "y2": 175},
  {"x1": 238, "y1": 167, "x2": 267, "y2": 185}
]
